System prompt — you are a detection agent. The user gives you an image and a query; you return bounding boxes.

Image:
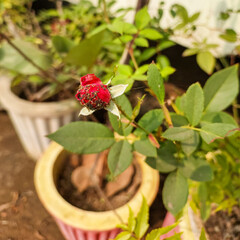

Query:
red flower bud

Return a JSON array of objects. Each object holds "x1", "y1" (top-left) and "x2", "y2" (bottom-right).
[
  {"x1": 75, "y1": 74, "x2": 111, "y2": 110},
  {"x1": 80, "y1": 74, "x2": 102, "y2": 86}
]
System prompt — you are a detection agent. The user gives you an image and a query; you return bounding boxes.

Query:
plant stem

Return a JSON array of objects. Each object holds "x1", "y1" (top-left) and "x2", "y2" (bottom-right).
[
  {"x1": 230, "y1": 54, "x2": 236, "y2": 66},
  {"x1": 160, "y1": 103, "x2": 173, "y2": 128},
  {"x1": 114, "y1": 101, "x2": 150, "y2": 135},
  {"x1": 90, "y1": 153, "x2": 124, "y2": 224},
  {"x1": 94, "y1": 183, "x2": 124, "y2": 223},
  {"x1": 127, "y1": 32, "x2": 139, "y2": 70},
  {"x1": 135, "y1": 0, "x2": 149, "y2": 12},
  {"x1": 219, "y1": 57, "x2": 229, "y2": 68},
  {"x1": 102, "y1": 0, "x2": 110, "y2": 24},
  {"x1": 170, "y1": 101, "x2": 183, "y2": 115},
  {"x1": 232, "y1": 99, "x2": 239, "y2": 123},
  {"x1": 129, "y1": 47, "x2": 139, "y2": 70},
  {"x1": 0, "y1": 33, "x2": 58, "y2": 84}
]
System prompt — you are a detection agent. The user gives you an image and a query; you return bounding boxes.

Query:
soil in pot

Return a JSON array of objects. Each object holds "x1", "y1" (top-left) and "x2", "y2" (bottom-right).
[
  {"x1": 205, "y1": 206, "x2": 240, "y2": 240},
  {"x1": 56, "y1": 152, "x2": 143, "y2": 212},
  {"x1": 11, "y1": 81, "x2": 78, "y2": 103}
]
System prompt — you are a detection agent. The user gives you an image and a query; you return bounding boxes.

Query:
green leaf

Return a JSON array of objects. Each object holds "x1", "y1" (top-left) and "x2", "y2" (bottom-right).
[
  {"x1": 134, "y1": 138, "x2": 157, "y2": 157},
  {"x1": 135, "y1": 197, "x2": 149, "y2": 238},
  {"x1": 119, "y1": 35, "x2": 133, "y2": 43},
  {"x1": 179, "y1": 156, "x2": 213, "y2": 181},
  {"x1": 0, "y1": 39, "x2": 51, "y2": 74},
  {"x1": 134, "y1": 64, "x2": 148, "y2": 75},
  {"x1": 52, "y1": 36, "x2": 74, "y2": 53},
  {"x1": 108, "y1": 95, "x2": 133, "y2": 136},
  {"x1": 189, "y1": 12, "x2": 200, "y2": 22},
  {"x1": 165, "y1": 232, "x2": 182, "y2": 240},
  {"x1": 201, "y1": 112, "x2": 238, "y2": 126},
  {"x1": 146, "y1": 141, "x2": 178, "y2": 173},
  {"x1": 138, "y1": 48, "x2": 157, "y2": 63},
  {"x1": 203, "y1": 65, "x2": 239, "y2": 112},
  {"x1": 108, "y1": 140, "x2": 133, "y2": 177},
  {"x1": 171, "y1": 4, "x2": 189, "y2": 23},
  {"x1": 111, "y1": 76, "x2": 134, "y2": 92},
  {"x1": 163, "y1": 171, "x2": 188, "y2": 215},
  {"x1": 28, "y1": 75, "x2": 45, "y2": 84},
  {"x1": 132, "y1": 74, "x2": 147, "y2": 81},
  {"x1": 128, "y1": 206, "x2": 136, "y2": 232},
  {"x1": 147, "y1": 63, "x2": 165, "y2": 103},
  {"x1": 182, "y1": 83, "x2": 204, "y2": 126},
  {"x1": 160, "y1": 66, "x2": 176, "y2": 78},
  {"x1": 118, "y1": 64, "x2": 133, "y2": 76},
  {"x1": 162, "y1": 127, "x2": 195, "y2": 141},
  {"x1": 198, "y1": 183, "x2": 211, "y2": 220},
  {"x1": 220, "y1": 12, "x2": 230, "y2": 20},
  {"x1": 65, "y1": 31, "x2": 104, "y2": 67},
  {"x1": 107, "y1": 19, "x2": 124, "y2": 34},
  {"x1": 123, "y1": 22, "x2": 138, "y2": 35},
  {"x1": 220, "y1": 29, "x2": 237, "y2": 42},
  {"x1": 181, "y1": 131, "x2": 200, "y2": 156},
  {"x1": 139, "y1": 28, "x2": 163, "y2": 40},
  {"x1": 48, "y1": 122, "x2": 114, "y2": 154},
  {"x1": 157, "y1": 40, "x2": 175, "y2": 51},
  {"x1": 116, "y1": 224, "x2": 129, "y2": 231},
  {"x1": 87, "y1": 24, "x2": 108, "y2": 38},
  {"x1": 196, "y1": 51, "x2": 215, "y2": 74},
  {"x1": 171, "y1": 114, "x2": 188, "y2": 127},
  {"x1": 113, "y1": 231, "x2": 132, "y2": 240},
  {"x1": 200, "y1": 123, "x2": 237, "y2": 144},
  {"x1": 135, "y1": 7, "x2": 151, "y2": 30},
  {"x1": 135, "y1": 37, "x2": 149, "y2": 47},
  {"x1": 200, "y1": 228, "x2": 207, "y2": 240},
  {"x1": 157, "y1": 55, "x2": 170, "y2": 69},
  {"x1": 174, "y1": 95, "x2": 186, "y2": 113},
  {"x1": 146, "y1": 223, "x2": 178, "y2": 240},
  {"x1": 135, "y1": 109, "x2": 164, "y2": 137},
  {"x1": 182, "y1": 48, "x2": 199, "y2": 57}
]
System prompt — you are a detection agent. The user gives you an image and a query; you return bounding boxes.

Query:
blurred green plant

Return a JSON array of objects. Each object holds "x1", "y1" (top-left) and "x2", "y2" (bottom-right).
[
  {"x1": 49, "y1": 62, "x2": 239, "y2": 218},
  {"x1": 112, "y1": 197, "x2": 181, "y2": 240},
  {"x1": 0, "y1": 0, "x2": 174, "y2": 102}
]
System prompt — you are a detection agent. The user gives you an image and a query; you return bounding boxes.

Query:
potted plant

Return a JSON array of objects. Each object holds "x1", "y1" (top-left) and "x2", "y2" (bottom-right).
[
  {"x1": 29, "y1": 2, "x2": 238, "y2": 239},
  {"x1": 35, "y1": 53, "x2": 239, "y2": 240},
  {"x1": 0, "y1": 0, "x2": 128, "y2": 160},
  {"x1": 150, "y1": 3, "x2": 240, "y2": 238},
  {"x1": 34, "y1": 73, "x2": 160, "y2": 239}
]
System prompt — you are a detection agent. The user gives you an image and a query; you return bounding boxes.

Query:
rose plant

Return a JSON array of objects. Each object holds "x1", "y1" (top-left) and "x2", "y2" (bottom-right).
[
  {"x1": 6, "y1": 1, "x2": 236, "y2": 238},
  {"x1": 48, "y1": 58, "x2": 239, "y2": 229}
]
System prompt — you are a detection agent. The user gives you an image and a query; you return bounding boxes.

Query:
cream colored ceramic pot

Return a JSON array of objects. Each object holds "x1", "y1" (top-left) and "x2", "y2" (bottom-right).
[{"x1": 34, "y1": 142, "x2": 160, "y2": 240}]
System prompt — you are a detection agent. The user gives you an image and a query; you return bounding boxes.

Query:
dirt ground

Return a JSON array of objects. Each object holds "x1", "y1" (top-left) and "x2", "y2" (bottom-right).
[{"x1": 0, "y1": 111, "x2": 64, "y2": 240}]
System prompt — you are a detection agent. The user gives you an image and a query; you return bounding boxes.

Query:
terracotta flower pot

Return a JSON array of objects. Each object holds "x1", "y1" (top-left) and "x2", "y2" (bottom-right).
[
  {"x1": 0, "y1": 76, "x2": 79, "y2": 160},
  {"x1": 34, "y1": 142, "x2": 160, "y2": 240},
  {"x1": 160, "y1": 205, "x2": 208, "y2": 240}
]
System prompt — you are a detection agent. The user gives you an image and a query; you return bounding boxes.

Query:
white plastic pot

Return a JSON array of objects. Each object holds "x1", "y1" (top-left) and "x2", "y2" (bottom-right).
[
  {"x1": 34, "y1": 142, "x2": 160, "y2": 240},
  {"x1": 0, "y1": 76, "x2": 80, "y2": 160},
  {"x1": 154, "y1": 0, "x2": 240, "y2": 57}
]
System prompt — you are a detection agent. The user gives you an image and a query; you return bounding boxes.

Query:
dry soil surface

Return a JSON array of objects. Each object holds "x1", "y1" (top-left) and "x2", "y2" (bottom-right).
[{"x1": 0, "y1": 111, "x2": 64, "y2": 240}]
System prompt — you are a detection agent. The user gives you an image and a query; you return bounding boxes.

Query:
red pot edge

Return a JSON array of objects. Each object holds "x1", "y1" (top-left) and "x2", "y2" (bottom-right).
[{"x1": 160, "y1": 212, "x2": 181, "y2": 240}]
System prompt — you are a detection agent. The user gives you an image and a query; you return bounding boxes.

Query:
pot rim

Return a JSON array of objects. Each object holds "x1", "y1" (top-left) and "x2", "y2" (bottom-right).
[
  {"x1": 34, "y1": 142, "x2": 160, "y2": 231},
  {"x1": 0, "y1": 76, "x2": 79, "y2": 117}
]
